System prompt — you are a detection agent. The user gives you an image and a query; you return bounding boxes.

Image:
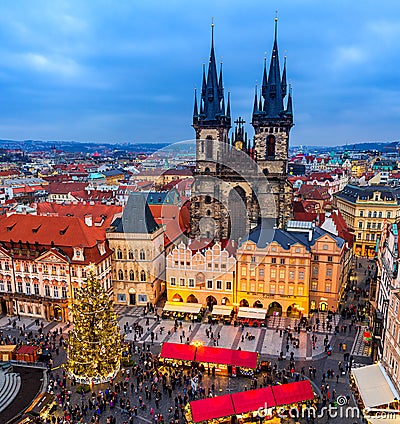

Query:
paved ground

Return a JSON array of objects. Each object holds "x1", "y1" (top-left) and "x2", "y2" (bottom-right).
[{"x1": 0, "y1": 257, "x2": 376, "y2": 423}]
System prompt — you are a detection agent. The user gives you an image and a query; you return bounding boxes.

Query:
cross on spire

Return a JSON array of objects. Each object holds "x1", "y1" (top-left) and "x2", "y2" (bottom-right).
[{"x1": 234, "y1": 117, "x2": 246, "y2": 127}]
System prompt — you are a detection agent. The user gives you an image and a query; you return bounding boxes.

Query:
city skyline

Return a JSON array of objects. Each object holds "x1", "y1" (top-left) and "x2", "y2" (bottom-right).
[{"x1": 0, "y1": 1, "x2": 399, "y2": 146}]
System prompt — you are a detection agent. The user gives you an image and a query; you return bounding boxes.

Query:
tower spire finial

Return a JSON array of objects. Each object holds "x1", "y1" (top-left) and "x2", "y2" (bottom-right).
[{"x1": 211, "y1": 17, "x2": 215, "y2": 47}]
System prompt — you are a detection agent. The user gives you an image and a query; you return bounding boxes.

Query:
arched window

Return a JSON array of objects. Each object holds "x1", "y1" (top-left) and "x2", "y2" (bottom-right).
[
  {"x1": 267, "y1": 135, "x2": 275, "y2": 157},
  {"x1": 139, "y1": 249, "x2": 145, "y2": 260},
  {"x1": 205, "y1": 195, "x2": 211, "y2": 204},
  {"x1": 140, "y1": 270, "x2": 146, "y2": 282},
  {"x1": 128, "y1": 250, "x2": 134, "y2": 259},
  {"x1": 129, "y1": 270, "x2": 134, "y2": 281},
  {"x1": 205, "y1": 136, "x2": 213, "y2": 159},
  {"x1": 118, "y1": 270, "x2": 123, "y2": 280},
  {"x1": 117, "y1": 249, "x2": 122, "y2": 259}
]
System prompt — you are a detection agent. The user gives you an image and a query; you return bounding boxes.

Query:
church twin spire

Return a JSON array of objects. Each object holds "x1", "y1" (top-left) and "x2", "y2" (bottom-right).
[{"x1": 193, "y1": 22, "x2": 231, "y2": 127}]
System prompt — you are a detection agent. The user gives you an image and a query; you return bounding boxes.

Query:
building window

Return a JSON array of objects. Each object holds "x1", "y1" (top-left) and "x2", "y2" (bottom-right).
[
  {"x1": 312, "y1": 266, "x2": 319, "y2": 276},
  {"x1": 387, "y1": 212, "x2": 391, "y2": 219},
  {"x1": 328, "y1": 256, "x2": 333, "y2": 262},
  {"x1": 4, "y1": 262, "x2": 9, "y2": 271},
  {"x1": 323, "y1": 244, "x2": 328, "y2": 250},
  {"x1": 62, "y1": 287, "x2": 67, "y2": 298},
  {"x1": 326, "y1": 267, "x2": 333, "y2": 277},
  {"x1": 373, "y1": 211, "x2": 377, "y2": 218},
  {"x1": 279, "y1": 285, "x2": 285, "y2": 295},
  {"x1": 226, "y1": 281, "x2": 232, "y2": 290},
  {"x1": 298, "y1": 271, "x2": 304, "y2": 280},
  {"x1": 117, "y1": 249, "x2": 122, "y2": 259},
  {"x1": 289, "y1": 270, "x2": 295, "y2": 280},
  {"x1": 271, "y1": 258, "x2": 277, "y2": 264},
  {"x1": 271, "y1": 269, "x2": 277, "y2": 279},
  {"x1": 118, "y1": 270, "x2": 123, "y2": 280},
  {"x1": 82, "y1": 268, "x2": 86, "y2": 278},
  {"x1": 54, "y1": 286, "x2": 59, "y2": 298},
  {"x1": 358, "y1": 222, "x2": 363, "y2": 229},
  {"x1": 140, "y1": 271, "x2": 146, "y2": 282},
  {"x1": 280, "y1": 258, "x2": 285, "y2": 265},
  {"x1": 295, "y1": 247, "x2": 301, "y2": 253},
  {"x1": 241, "y1": 267, "x2": 247, "y2": 276},
  {"x1": 378, "y1": 211, "x2": 382, "y2": 218},
  {"x1": 0, "y1": 281, "x2": 4, "y2": 292},
  {"x1": 372, "y1": 223, "x2": 376, "y2": 229},
  {"x1": 298, "y1": 285, "x2": 304, "y2": 296},
  {"x1": 371, "y1": 234, "x2": 375, "y2": 241},
  {"x1": 366, "y1": 234, "x2": 370, "y2": 241},
  {"x1": 170, "y1": 277, "x2": 176, "y2": 286},
  {"x1": 117, "y1": 293, "x2": 126, "y2": 302},
  {"x1": 311, "y1": 281, "x2": 318, "y2": 291},
  {"x1": 279, "y1": 269, "x2": 285, "y2": 280},
  {"x1": 216, "y1": 280, "x2": 222, "y2": 289},
  {"x1": 367, "y1": 222, "x2": 371, "y2": 229},
  {"x1": 325, "y1": 283, "x2": 331, "y2": 292},
  {"x1": 179, "y1": 278, "x2": 185, "y2": 287},
  {"x1": 368, "y1": 211, "x2": 372, "y2": 218},
  {"x1": 138, "y1": 294, "x2": 147, "y2": 303},
  {"x1": 313, "y1": 255, "x2": 319, "y2": 261},
  {"x1": 378, "y1": 223, "x2": 381, "y2": 230},
  {"x1": 26, "y1": 283, "x2": 31, "y2": 295},
  {"x1": 288, "y1": 285, "x2": 294, "y2": 295},
  {"x1": 140, "y1": 249, "x2": 145, "y2": 260},
  {"x1": 259, "y1": 268, "x2": 265, "y2": 277},
  {"x1": 17, "y1": 281, "x2": 23, "y2": 293},
  {"x1": 270, "y1": 284, "x2": 276, "y2": 294},
  {"x1": 73, "y1": 288, "x2": 78, "y2": 299},
  {"x1": 43, "y1": 265, "x2": 48, "y2": 274},
  {"x1": 7, "y1": 281, "x2": 12, "y2": 292},
  {"x1": 45, "y1": 285, "x2": 50, "y2": 297},
  {"x1": 357, "y1": 233, "x2": 361, "y2": 240},
  {"x1": 359, "y1": 210, "x2": 364, "y2": 217},
  {"x1": 128, "y1": 250, "x2": 134, "y2": 259},
  {"x1": 251, "y1": 256, "x2": 256, "y2": 263},
  {"x1": 52, "y1": 266, "x2": 57, "y2": 275},
  {"x1": 188, "y1": 278, "x2": 195, "y2": 288},
  {"x1": 207, "y1": 280, "x2": 213, "y2": 289},
  {"x1": 129, "y1": 270, "x2": 134, "y2": 281},
  {"x1": 32, "y1": 264, "x2": 37, "y2": 273},
  {"x1": 34, "y1": 283, "x2": 39, "y2": 295}
]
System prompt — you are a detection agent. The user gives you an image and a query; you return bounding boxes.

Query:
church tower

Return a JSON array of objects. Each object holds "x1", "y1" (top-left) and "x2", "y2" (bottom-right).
[
  {"x1": 191, "y1": 23, "x2": 232, "y2": 241},
  {"x1": 252, "y1": 17, "x2": 293, "y2": 228}
]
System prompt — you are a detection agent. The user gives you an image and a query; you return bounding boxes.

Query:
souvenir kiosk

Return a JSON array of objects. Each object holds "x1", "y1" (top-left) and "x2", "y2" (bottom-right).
[
  {"x1": 162, "y1": 301, "x2": 204, "y2": 322},
  {"x1": 236, "y1": 307, "x2": 268, "y2": 327},
  {"x1": 209, "y1": 305, "x2": 235, "y2": 324}
]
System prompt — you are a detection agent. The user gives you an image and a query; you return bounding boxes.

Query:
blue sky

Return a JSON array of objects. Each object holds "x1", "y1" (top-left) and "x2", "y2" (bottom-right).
[{"x1": 0, "y1": 0, "x2": 400, "y2": 146}]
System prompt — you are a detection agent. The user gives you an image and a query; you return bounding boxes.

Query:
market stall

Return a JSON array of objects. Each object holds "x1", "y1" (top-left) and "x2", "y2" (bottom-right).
[
  {"x1": 236, "y1": 307, "x2": 268, "y2": 327},
  {"x1": 186, "y1": 380, "x2": 315, "y2": 423},
  {"x1": 209, "y1": 305, "x2": 234, "y2": 324},
  {"x1": 162, "y1": 301, "x2": 204, "y2": 321},
  {"x1": 0, "y1": 345, "x2": 16, "y2": 361},
  {"x1": 159, "y1": 343, "x2": 258, "y2": 376},
  {"x1": 351, "y1": 363, "x2": 399, "y2": 412},
  {"x1": 15, "y1": 345, "x2": 40, "y2": 363},
  {"x1": 195, "y1": 345, "x2": 258, "y2": 376}
]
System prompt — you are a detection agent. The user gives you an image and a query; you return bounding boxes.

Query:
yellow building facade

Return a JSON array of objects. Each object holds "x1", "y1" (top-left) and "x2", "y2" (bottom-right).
[{"x1": 335, "y1": 185, "x2": 400, "y2": 257}]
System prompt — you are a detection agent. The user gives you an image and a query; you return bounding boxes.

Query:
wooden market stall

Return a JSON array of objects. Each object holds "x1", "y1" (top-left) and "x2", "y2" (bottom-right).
[
  {"x1": 15, "y1": 345, "x2": 40, "y2": 363},
  {"x1": 0, "y1": 345, "x2": 16, "y2": 361},
  {"x1": 162, "y1": 301, "x2": 204, "y2": 321},
  {"x1": 209, "y1": 305, "x2": 234, "y2": 324},
  {"x1": 236, "y1": 307, "x2": 268, "y2": 327}
]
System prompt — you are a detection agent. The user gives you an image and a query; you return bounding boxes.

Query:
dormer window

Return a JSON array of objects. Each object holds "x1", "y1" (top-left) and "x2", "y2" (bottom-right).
[{"x1": 73, "y1": 247, "x2": 84, "y2": 261}]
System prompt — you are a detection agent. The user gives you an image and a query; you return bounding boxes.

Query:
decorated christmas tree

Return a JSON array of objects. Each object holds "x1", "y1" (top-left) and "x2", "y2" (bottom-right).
[{"x1": 66, "y1": 266, "x2": 123, "y2": 384}]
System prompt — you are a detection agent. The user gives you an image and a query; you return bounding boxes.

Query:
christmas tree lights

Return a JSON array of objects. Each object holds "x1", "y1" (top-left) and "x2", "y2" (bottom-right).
[{"x1": 66, "y1": 266, "x2": 123, "y2": 384}]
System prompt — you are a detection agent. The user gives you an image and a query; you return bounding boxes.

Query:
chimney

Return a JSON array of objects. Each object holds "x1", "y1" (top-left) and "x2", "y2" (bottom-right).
[{"x1": 84, "y1": 214, "x2": 93, "y2": 227}]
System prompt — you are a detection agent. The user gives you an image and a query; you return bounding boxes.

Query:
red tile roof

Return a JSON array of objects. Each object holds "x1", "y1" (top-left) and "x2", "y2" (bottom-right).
[{"x1": 47, "y1": 182, "x2": 87, "y2": 194}]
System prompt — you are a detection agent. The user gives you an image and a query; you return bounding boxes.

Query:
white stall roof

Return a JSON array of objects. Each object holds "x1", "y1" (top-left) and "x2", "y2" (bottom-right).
[
  {"x1": 163, "y1": 301, "x2": 202, "y2": 314},
  {"x1": 211, "y1": 306, "x2": 234, "y2": 316},
  {"x1": 237, "y1": 307, "x2": 268, "y2": 320},
  {"x1": 352, "y1": 363, "x2": 399, "y2": 409}
]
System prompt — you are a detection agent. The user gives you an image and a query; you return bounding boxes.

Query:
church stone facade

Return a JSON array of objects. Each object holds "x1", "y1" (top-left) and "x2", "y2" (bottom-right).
[{"x1": 190, "y1": 19, "x2": 293, "y2": 242}]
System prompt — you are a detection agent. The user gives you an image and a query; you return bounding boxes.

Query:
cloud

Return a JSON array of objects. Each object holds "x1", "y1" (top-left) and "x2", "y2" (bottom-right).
[{"x1": 21, "y1": 53, "x2": 81, "y2": 78}]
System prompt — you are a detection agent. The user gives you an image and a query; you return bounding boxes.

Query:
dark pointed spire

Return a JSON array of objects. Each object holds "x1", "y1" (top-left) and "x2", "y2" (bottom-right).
[
  {"x1": 259, "y1": 89, "x2": 263, "y2": 111},
  {"x1": 261, "y1": 57, "x2": 268, "y2": 97},
  {"x1": 226, "y1": 91, "x2": 231, "y2": 118},
  {"x1": 201, "y1": 63, "x2": 206, "y2": 100},
  {"x1": 253, "y1": 85, "x2": 258, "y2": 115},
  {"x1": 286, "y1": 84, "x2": 293, "y2": 116},
  {"x1": 281, "y1": 56, "x2": 287, "y2": 98},
  {"x1": 193, "y1": 88, "x2": 198, "y2": 118},
  {"x1": 218, "y1": 61, "x2": 224, "y2": 101}
]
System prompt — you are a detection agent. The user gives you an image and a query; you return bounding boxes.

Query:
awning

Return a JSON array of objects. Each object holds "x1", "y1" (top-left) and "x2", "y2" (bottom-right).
[
  {"x1": 160, "y1": 343, "x2": 196, "y2": 362},
  {"x1": 231, "y1": 386, "x2": 276, "y2": 415},
  {"x1": 352, "y1": 363, "x2": 399, "y2": 408},
  {"x1": 237, "y1": 306, "x2": 268, "y2": 320},
  {"x1": 163, "y1": 301, "x2": 202, "y2": 315},
  {"x1": 195, "y1": 346, "x2": 257, "y2": 369},
  {"x1": 272, "y1": 380, "x2": 314, "y2": 406},
  {"x1": 211, "y1": 305, "x2": 234, "y2": 316},
  {"x1": 190, "y1": 394, "x2": 235, "y2": 422}
]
